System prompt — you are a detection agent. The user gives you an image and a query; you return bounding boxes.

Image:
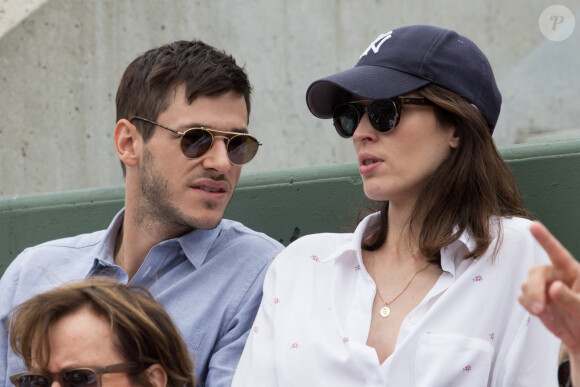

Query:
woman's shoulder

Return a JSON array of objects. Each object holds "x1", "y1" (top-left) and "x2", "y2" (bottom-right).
[
  {"x1": 266, "y1": 232, "x2": 357, "y2": 286},
  {"x1": 492, "y1": 216, "x2": 549, "y2": 265},
  {"x1": 281, "y1": 232, "x2": 355, "y2": 256},
  {"x1": 498, "y1": 215, "x2": 533, "y2": 230},
  {"x1": 495, "y1": 216, "x2": 534, "y2": 242},
  {"x1": 270, "y1": 213, "x2": 377, "y2": 270}
]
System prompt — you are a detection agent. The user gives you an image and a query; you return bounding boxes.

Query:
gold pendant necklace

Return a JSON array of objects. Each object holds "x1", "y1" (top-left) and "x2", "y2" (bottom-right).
[{"x1": 370, "y1": 251, "x2": 430, "y2": 318}]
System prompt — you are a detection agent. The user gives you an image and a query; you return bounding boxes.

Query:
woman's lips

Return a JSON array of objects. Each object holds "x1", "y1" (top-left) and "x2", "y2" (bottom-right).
[{"x1": 358, "y1": 153, "x2": 383, "y2": 175}]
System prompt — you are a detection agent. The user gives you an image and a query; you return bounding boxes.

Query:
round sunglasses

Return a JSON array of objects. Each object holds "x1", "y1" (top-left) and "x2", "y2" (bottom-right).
[
  {"x1": 131, "y1": 116, "x2": 262, "y2": 165},
  {"x1": 10, "y1": 362, "x2": 141, "y2": 387},
  {"x1": 332, "y1": 97, "x2": 433, "y2": 138}
]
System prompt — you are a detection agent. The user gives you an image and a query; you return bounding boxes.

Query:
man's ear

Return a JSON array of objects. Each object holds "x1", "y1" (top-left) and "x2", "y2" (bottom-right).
[
  {"x1": 114, "y1": 119, "x2": 140, "y2": 169},
  {"x1": 143, "y1": 364, "x2": 168, "y2": 387}
]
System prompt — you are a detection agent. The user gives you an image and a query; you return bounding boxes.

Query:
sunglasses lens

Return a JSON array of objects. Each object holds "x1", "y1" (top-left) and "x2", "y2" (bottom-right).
[
  {"x1": 558, "y1": 359, "x2": 570, "y2": 387},
  {"x1": 63, "y1": 369, "x2": 98, "y2": 387},
  {"x1": 332, "y1": 104, "x2": 360, "y2": 138},
  {"x1": 367, "y1": 100, "x2": 398, "y2": 133},
  {"x1": 227, "y1": 135, "x2": 259, "y2": 165},
  {"x1": 181, "y1": 129, "x2": 213, "y2": 159},
  {"x1": 15, "y1": 374, "x2": 50, "y2": 387}
]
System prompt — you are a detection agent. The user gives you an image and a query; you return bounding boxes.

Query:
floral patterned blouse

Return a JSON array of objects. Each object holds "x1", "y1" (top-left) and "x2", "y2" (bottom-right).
[{"x1": 233, "y1": 213, "x2": 560, "y2": 387}]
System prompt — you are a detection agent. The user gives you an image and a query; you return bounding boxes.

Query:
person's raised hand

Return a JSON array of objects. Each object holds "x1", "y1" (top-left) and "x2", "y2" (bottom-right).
[{"x1": 519, "y1": 221, "x2": 580, "y2": 353}]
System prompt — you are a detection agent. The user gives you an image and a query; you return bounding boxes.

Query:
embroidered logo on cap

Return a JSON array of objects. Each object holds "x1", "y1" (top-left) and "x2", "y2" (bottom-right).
[{"x1": 360, "y1": 31, "x2": 392, "y2": 58}]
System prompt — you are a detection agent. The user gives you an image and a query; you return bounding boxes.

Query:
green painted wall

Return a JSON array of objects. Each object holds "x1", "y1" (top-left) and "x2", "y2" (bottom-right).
[{"x1": 1, "y1": 138, "x2": 579, "y2": 277}]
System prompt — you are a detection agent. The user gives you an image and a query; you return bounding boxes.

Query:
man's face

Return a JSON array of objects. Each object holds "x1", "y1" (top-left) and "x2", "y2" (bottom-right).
[
  {"x1": 34, "y1": 307, "x2": 135, "y2": 386},
  {"x1": 135, "y1": 87, "x2": 247, "y2": 233}
]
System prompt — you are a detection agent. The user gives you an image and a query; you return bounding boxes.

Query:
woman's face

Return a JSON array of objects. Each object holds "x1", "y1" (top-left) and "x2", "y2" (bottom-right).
[
  {"x1": 353, "y1": 98, "x2": 458, "y2": 207},
  {"x1": 36, "y1": 307, "x2": 137, "y2": 386}
]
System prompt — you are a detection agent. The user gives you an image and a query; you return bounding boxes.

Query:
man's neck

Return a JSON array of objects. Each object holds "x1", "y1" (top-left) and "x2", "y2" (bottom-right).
[{"x1": 114, "y1": 214, "x2": 192, "y2": 280}]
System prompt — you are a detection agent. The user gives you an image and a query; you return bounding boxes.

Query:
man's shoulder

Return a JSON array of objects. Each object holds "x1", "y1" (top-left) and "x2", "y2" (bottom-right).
[
  {"x1": 1, "y1": 229, "x2": 108, "y2": 314},
  {"x1": 201, "y1": 219, "x2": 284, "y2": 273},
  {"x1": 20, "y1": 229, "x2": 107, "y2": 254},
  {"x1": 219, "y1": 218, "x2": 284, "y2": 251},
  {"x1": 12, "y1": 229, "x2": 107, "y2": 269}
]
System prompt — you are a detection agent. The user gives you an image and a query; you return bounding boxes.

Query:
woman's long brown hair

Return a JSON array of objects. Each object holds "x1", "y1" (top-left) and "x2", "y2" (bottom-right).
[{"x1": 362, "y1": 84, "x2": 528, "y2": 263}]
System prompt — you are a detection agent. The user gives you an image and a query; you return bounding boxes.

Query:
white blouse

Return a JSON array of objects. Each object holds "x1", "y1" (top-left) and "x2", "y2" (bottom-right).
[{"x1": 233, "y1": 213, "x2": 560, "y2": 387}]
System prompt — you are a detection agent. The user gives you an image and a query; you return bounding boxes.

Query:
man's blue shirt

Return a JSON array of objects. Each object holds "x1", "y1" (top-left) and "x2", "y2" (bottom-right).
[{"x1": 0, "y1": 209, "x2": 283, "y2": 386}]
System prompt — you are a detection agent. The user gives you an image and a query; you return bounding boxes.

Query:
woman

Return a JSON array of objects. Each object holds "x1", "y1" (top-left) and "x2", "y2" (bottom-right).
[
  {"x1": 8, "y1": 279, "x2": 195, "y2": 387},
  {"x1": 233, "y1": 25, "x2": 560, "y2": 386}
]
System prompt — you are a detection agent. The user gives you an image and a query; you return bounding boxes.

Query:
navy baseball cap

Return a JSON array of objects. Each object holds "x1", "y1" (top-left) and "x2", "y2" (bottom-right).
[{"x1": 306, "y1": 25, "x2": 502, "y2": 132}]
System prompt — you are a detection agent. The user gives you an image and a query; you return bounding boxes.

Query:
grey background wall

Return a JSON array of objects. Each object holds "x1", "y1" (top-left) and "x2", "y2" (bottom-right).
[{"x1": 0, "y1": 0, "x2": 579, "y2": 196}]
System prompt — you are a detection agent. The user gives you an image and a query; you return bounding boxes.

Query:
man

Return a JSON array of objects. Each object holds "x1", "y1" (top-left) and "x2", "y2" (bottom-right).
[
  {"x1": 519, "y1": 222, "x2": 580, "y2": 387},
  {"x1": 0, "y1": 40, "x2": 283, "y2": 387},
  {"x1": 9, "y1": 279, "x2": 196, "y2": 386}
]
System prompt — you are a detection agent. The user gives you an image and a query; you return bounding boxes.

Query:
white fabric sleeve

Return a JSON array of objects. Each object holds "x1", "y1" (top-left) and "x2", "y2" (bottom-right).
[
  {"x1": 492, "y1": 230, "x2": 560, "y2": 387},
  {"x1": 232, "y1": 257, "x2": 280, "y2": 387}
]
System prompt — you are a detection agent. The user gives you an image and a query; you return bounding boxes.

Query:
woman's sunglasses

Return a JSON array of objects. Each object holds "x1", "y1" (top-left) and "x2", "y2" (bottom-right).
[
  {"x1": 131, "y1": 116, "x2": 262, "y2": 165},
  {"x1": 332, "y1": 97, "x2": 433, "y2": 138},
  {"x1": 10, "y1": 362, "x2": 141, "y2": 387}
]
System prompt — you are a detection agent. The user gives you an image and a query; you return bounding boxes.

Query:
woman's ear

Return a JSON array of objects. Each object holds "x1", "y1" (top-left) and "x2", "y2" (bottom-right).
[
  {"x1": 114, "y1": 119, "x2": 140, "y2": 169},
  {"x1": 449, "y1": 129, "x2": 460, "y2": 149},
  {"x1": 440, "y1": 120, "x2": 460, "y2": 150},
  {"x1": 144, "y1": 364, "x2": 168, "y2": 387}
]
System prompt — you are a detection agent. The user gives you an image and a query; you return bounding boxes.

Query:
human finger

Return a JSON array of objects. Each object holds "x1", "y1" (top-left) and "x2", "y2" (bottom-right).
[
  {"x1": 530, "y1": 222, "x2": 577, "y2": 275},
  {"x1": 519, "y1": 264, "x2": 561, "y2": 315}
]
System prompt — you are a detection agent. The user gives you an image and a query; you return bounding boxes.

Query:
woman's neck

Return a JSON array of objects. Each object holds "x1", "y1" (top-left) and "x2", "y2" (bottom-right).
[{"x1": 380, "y1": 200, "x2": 425, "y2": 266}]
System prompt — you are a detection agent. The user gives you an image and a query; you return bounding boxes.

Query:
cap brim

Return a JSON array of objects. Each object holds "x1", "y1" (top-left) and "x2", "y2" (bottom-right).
[{"x1": 306, "y1": 65, "x2": 431, "y2": 118}]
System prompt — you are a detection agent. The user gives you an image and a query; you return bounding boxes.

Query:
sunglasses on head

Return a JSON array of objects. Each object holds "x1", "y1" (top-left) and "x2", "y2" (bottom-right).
[
  {"x1": 332, "y1": 97, "x2": 433, "y2": 138},
  {"x1": 131, "y1": 116, "x2": 262, "y2": 165},
  {"x1": 10, "y1": 362, "x2": 141, "y2": 387}
]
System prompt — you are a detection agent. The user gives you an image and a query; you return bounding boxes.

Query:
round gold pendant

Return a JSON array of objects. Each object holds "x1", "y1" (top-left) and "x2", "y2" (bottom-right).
[{"x1": 380, "y1": 305, "x2": 391, "y2": 318}]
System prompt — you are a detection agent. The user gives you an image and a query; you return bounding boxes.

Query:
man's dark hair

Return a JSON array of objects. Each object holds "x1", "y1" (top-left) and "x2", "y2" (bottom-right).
[{"x1": 115, "y1": 40, "x2": 252, "y2": 174}]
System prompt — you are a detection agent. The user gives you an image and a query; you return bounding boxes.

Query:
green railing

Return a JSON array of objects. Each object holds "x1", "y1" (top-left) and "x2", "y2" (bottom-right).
[{"x1": 1, "y1": 138, "x2": 579, "y2": 277}]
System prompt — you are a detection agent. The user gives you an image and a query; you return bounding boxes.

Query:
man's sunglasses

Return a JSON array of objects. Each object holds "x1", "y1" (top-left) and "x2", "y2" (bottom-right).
[
  {"x1": 131, "y1": 116, "x2": 262, "y2": 165},
  {"x1": 332, "y1": 97, "x2": 433, "y2": 138},
  {"x1": 10, "y1": 362, "x2": 141, "y2": 387}
]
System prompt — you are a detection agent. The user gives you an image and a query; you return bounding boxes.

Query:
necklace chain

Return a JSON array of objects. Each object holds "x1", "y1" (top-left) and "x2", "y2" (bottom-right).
[{"x1": 370, "y1": 250, "x2": 430, "y2": 318}]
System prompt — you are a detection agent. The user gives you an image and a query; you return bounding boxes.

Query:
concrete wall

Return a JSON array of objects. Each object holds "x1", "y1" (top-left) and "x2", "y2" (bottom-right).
[{"x1": 0, "y1": 0, "x2": 579, "y2": 196}]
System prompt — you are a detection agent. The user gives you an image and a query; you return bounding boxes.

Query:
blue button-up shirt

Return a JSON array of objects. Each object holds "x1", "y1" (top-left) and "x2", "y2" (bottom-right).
[{"x1": 0, "y1": 209, "x2": 283, "y2": 387}]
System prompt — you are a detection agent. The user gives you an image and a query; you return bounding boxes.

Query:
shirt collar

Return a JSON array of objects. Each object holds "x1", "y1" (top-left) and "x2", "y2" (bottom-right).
[
  {"x1": 323, "y1": 211, "x2": 480, "y2": 278},
  {"x1": 440, "y1": 226, "x2": 477, "y2": 277},
  {"x1": 94, "y1": 208, "x2": 223, "y2": 269},
  {"x1": 94, "y1": 208, "x2": 125, "y2": 263},
  {"x1": 320, "y1": 212, "x2": 381, "y2": 264},
  {"x1": 176, "y1": 221, "x2": 224, "y2": 269}
]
